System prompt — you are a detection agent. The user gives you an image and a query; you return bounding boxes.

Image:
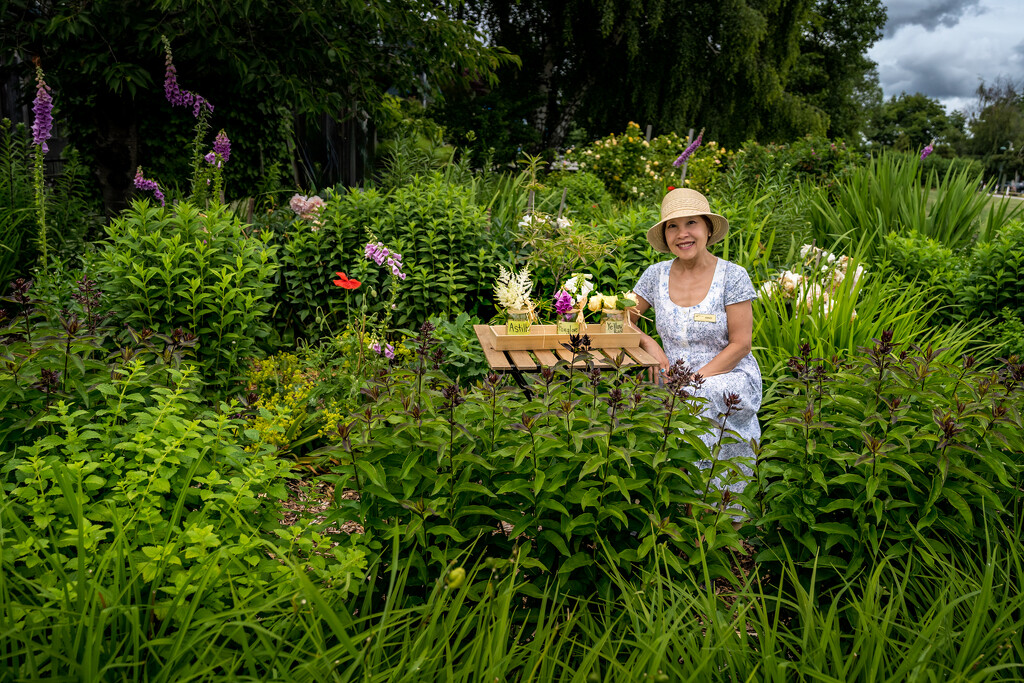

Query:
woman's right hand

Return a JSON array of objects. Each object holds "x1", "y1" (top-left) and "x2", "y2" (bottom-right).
[{"x1": 640, "y1": 335, "x2": 670, "y2": 383}]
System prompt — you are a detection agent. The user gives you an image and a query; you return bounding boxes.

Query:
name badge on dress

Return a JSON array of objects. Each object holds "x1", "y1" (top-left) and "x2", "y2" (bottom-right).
[{"x1": 693, "y1": 313, "x2": 717, "y2": 323}]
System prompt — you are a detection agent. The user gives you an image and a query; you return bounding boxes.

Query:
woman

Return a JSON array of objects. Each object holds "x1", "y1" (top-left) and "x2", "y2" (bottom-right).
[{"x1": 631, "y1": 188, "x2": 762, "y2": 497}]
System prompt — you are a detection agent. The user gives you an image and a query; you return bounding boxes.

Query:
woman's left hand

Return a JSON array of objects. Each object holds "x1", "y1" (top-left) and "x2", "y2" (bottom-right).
[{"x1": 640, "y1": 335, "x2": 670, "y2": 383}]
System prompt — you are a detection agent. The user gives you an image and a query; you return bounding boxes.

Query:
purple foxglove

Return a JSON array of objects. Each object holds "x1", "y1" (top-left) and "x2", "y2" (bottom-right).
[
  {"x1": 213, "y1": 129, "x2": 230, "y2": 163},
  {"x1": 134, "y1": 167, "x2": 166, "y2": 206},
  {"x1": 920, "y1": 142, "x2": 934, "y2": 161},
  {"x1": 554, "y1": 290, "x2": 574, "y2": 316},
  {"x1": 673, "y1": 128, "x2": 704, "y2": 167},
  {"x1": 31, "y1": 67, "x2": 53, "y2": 153}
]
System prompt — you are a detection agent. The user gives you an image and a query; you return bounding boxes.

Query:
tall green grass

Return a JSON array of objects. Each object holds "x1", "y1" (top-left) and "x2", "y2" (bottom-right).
[
  {"x1": 811, "y1": 152, "x2": 1023, "y2": 259},
  {"x1": 5, "y1": 514, "x2": 1022, "y2": 681},
  {"x1": 752, "y1": 262, "x2": 995, "y2": 404}
]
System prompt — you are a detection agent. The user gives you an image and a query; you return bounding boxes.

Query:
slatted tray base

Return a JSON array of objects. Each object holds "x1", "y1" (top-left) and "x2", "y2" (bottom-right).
[{"x1": 473, "y1": 325, "x2": 659, "y2": 372}]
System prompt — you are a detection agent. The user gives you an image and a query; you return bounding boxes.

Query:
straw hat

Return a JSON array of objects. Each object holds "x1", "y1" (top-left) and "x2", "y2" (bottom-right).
[{"x1": 646, "y1": 188, "x2": 729, "y2": 253}]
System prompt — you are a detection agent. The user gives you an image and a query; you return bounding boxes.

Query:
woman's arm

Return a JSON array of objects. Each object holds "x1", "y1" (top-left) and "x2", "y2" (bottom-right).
[
  {"x1": 630, "y1": 296, "x2": 670, "y2": 378},
  {"x1": 697, "y1": 300, "x2": 753, "y2": 377}
]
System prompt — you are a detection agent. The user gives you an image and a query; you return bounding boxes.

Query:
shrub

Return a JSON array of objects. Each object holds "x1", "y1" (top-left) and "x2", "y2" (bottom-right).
[
  {"x1": 0, "y1": 363, "x2": 367, "y2": 675},
  {"x1": 886, "y1": 230, "x2": 958, "y2": 286},
  {"x1": 563, "y1": 122, "x2": 732, "y2": 202},
  {"x1": 753, "y1": 340, "x2": 1024, "y2": 579},
  {"x1": 0, "y1": 120, "x2": 103, "y2": 282},
  {"x1": 0, "y1": 275, "x2": 198, "y2": 451},
  {"x1": 957, "y1": 220, "x2": 1024, "y2": 322},
  {"x1": 725, "y1": 136, "x2": 863, "y2": 192},
  {"x1": 94, "y1": 200, "x2": 277, "y2": 391},
  {"x1": 319, "y1": 333, "x2": 750, "y2": 596},
  {"x1": 539, "y1": 171, "x2": 615, "y2": 221},
  {"x1": 265, "y1": 174, "x2": 504, "y2": 339}
]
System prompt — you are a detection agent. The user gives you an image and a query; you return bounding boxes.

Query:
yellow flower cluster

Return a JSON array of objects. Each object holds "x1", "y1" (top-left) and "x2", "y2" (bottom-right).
[
  {"x1": 243, "y1": 353, "x2": 322, "y2": 454},
  {"x1": 563, "y1": 122, "x2": 732, "y2": 201}
]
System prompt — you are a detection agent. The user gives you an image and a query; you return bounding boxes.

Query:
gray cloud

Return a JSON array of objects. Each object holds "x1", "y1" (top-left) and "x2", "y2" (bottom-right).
[
  {"x1": 869, "y1": 1, "x2": 1024, "y2": 112},
  {"x1": 884, "y1": 0, "x2": 983, "y2": 35},
  {"x1": 884, "y1": 53, "x2": 982, "y2": 98}
]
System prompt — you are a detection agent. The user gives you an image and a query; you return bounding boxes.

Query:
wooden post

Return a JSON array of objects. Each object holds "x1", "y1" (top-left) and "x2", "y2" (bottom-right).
[
  {"x1": 557, "y1": 187, "x2": 568, "y2": 218},
  {"x1": 645, "y1": 124, "x2": 652, "y2": 142},
  {"x1": 680, "y1": 127, "x2": 694, "y2": 186}
]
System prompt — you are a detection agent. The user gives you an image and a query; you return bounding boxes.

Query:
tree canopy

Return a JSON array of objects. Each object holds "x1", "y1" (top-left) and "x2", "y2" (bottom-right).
[
  {"x1": 1, "y1": 0, "x2": 516, "y2": 210},
  {"x1": 864, "y1": 92, "x2": 966, "y2": 151},
  {"x1": 436, "y1": 0, "x2": 889, "y2": 158}
]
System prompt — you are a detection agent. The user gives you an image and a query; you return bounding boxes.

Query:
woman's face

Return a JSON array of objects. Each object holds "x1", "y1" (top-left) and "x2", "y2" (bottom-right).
[{"x1": 664, "y1": 216, "x2": 712, "y2": 261}]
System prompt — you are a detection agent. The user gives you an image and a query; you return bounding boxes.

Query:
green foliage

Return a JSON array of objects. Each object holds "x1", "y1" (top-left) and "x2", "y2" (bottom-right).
[
  {"x1": 94, "y1": 201, "x2": 277, "y2": 391},
  {"x1": 755, "y1": 342, "x2": 1024, "y2": 580},
  {"x1": 0, "y1": 275, "x2": 202, "y2": 451},
  {"x1": 2, "y1": 0, "x2": 517, "y2": 210},
  {"x1": 268, "y1": 174, "x2": 504, "y2": 338},
  {"x1": 811, "y1": 151, "x2": 1011, "y2": 258},
  {"x1": 994, "y1": 309, "x2": 1024, "y2": 358},
  {"x1": 538, "y1": 170, "x2": 615, "y2": 222},
  {"x1": 865, "y1": 92, "x2": 967, "y2": 150},
  {"x1": 787, "y1": 0, "x2": 887, "y2": 138},
  {"x1": 753, "y1": 253, "x2": 992, "y2": 396},
  {"x1": 454, "y1": 0, "x2": 827, "y2": 149},
  {"x1": 723, "y1": 135, "x2": 863, "y2": 192},
  {"x1": 374, "y1": 97, "x2": 457, "y2": 191},
  {"x1": 563, "y1": 122, "x2": 731, "y2": 202},
  {"x1": 886, "y1": 229, "x2": 957, "y2": 285},
  {"x1": 964, "y1": 80, "x2": 1024, "y2": 179},
  {"x1": 320, "y1": 337, "x2": 749, "y2": 596},
  {"x1": 0, "y1": 365, "x2": 368, "y2": 677},
  {"x1": 424, "y1": 312, "x2": 490, "y2": 386},
  {"x1": 0, "y1": 120, "x2": 103, "y2": 281},
  {"x1": 958, "y1": 220, "x2": 1024, "y2": 321}
]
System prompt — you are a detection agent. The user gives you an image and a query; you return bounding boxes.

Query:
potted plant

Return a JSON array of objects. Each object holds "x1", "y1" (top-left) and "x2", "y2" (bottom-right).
[
  {"x1": 494, "y1": 265, "x2": 535, "y2": 335},
  {"x1": 587, "y1": 291, "x2": 638, "y2": 334},
  {"x1": 555, "y1": 272, "x2": 594, "y2": 335}
]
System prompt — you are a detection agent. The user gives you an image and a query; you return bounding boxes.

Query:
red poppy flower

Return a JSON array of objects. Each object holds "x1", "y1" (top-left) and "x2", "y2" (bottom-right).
[
  {"x1": 332, "y1": 271, "x2": 361, "y2": 289},
  {"x1": 667, "y1": 186, "x2": 676, "y2": 191}
]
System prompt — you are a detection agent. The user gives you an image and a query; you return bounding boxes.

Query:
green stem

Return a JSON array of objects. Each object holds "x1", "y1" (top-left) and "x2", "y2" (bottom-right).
[{"x1": 33, "y1": 148, "x2": 47, "y2": 270}]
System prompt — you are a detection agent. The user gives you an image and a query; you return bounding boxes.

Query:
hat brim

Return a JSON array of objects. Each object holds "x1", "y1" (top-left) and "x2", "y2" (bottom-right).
[{"x1": 646, "y1": 210, "x2": 730, "y2": 253}]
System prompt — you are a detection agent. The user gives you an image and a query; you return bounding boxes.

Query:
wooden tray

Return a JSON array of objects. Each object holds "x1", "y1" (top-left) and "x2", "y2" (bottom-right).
[{"x1": 484, "y1": 322, "x2": 643, "y2": 351}]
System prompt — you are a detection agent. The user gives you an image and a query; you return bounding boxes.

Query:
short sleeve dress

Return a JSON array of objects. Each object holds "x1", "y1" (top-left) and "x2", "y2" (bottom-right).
[{"x1": 634, "y1": 258, "x2": 762, "y2": 493}]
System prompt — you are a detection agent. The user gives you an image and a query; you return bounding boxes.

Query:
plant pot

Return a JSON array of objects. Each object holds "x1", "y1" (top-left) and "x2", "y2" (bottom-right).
[
  {"x1": 506, "y1": 308, "x2": 532, "y2": 335},
  {"x1": 601, "y1": 308, "x2": 625, "y2": 334},
  {"x1": 556, "y1": 309, "x2": 582, "y2": 335}
]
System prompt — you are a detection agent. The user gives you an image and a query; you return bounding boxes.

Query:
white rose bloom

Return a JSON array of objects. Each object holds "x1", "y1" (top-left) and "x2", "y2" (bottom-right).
[
  {"x1": 759, "y1": 280, "x2": 778, "y2": 298},
  {"x1": 780, "y1": 271, "x2": 802, "y2": 298},
  {"x1": 799, "y1": 244, "x2": 814, "y2": 258},
  {"x1": 556, "y1": 217, "x2": 572, "y2": 230}
]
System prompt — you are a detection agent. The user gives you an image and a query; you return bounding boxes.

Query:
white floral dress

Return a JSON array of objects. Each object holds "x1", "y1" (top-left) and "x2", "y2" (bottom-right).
[{"x1": 634, "y1": 258, "x2": 762, "y2": 494}]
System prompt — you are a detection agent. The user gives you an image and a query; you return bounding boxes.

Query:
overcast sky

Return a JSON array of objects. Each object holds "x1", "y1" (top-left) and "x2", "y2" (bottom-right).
[{"x1": 868, "y1": 0, "x2": 1024, "y2": 114}]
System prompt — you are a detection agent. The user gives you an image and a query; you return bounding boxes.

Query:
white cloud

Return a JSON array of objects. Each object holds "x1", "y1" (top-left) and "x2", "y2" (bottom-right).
[{"x1": 869, "y1": 0, "x2": 1024, "y2": 112}]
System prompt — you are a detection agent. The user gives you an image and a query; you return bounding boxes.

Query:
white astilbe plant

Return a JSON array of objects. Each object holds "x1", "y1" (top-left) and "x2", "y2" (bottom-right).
[{"x1": 494, "y1": 265, "x2": 534, "y2": 311}]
